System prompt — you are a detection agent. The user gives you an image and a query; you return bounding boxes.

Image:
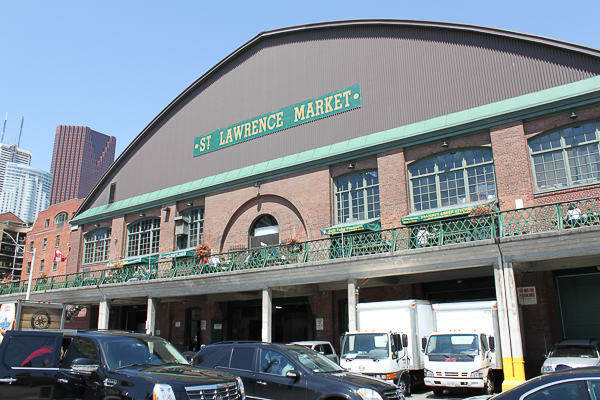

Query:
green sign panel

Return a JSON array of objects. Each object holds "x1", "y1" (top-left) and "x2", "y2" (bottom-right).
[
  {"x1": 401, "y1": 205, "x2": 475, "y2": 225},
  {"x1": 321, "y1": 218, "x2": 381, "y2": 235},
  {"x1": 193, "y1": 84, "x2": 361, "y2": 157}
]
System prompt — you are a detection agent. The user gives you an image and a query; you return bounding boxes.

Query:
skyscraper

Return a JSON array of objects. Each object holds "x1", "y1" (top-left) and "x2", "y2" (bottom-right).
[
  {"x1": 0, "y1": 143, "x2": 32, "y2": 193},
  {"x1": 50, "y1": 126, "x2": 116, "y2": 205},
  {"x1": 0, "y1": 163, "x2": 52, "y2": 222}
]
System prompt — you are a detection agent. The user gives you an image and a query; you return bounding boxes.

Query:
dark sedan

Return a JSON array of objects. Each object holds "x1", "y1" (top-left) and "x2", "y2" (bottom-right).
[
  {"x1": 193, "y1": 341, "x2": 403, "y2": 400},
  {"x1": 465, "y1": 367, "x2": 600, "y2": 400}
]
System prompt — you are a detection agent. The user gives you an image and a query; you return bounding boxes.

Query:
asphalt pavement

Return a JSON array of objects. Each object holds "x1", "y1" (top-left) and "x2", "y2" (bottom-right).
[{"x1": 409, "y1": 386, "x2": 485, "y2": 400}]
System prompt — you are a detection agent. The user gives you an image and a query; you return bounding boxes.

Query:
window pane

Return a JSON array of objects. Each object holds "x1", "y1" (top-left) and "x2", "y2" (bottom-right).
[{"x1": 335, "y1": 171, "x2": 380, "y2": 223}]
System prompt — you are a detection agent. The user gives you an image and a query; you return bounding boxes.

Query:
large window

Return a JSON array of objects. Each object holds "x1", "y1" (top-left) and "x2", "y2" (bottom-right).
[
  {"x1": 55, "y1": 212, "x2": 67, "y2": 228},
  {"x1": 181, "y1": 208, "x2": 204, "y2": 249},
  {"x1": 127, "y1": 218, "x2": 160, "y2": 258},
  {"x1": 83, "y1": 228, "x2": 111, "y2": 264},
  {"x1": 409, "y1": 149, "x2": 496, "y2": 212},
  {"x1": 529, "y1": 121, "x2": 600, "y2": 191},
  {"x1": 334, "y1": 171, "x2": 380, "y2": 224}
]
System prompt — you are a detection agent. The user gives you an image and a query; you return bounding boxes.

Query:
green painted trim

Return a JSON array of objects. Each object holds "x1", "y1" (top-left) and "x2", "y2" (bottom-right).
[
  {"x1": 193, "y1": 85, "x2": 361, "y2": 157},
  {"x1": 71, "y1": 76, "x2": 600, "y2": 225},
  {"x1": 320, "y1": 218, "x2": 381, "y2": 235}
]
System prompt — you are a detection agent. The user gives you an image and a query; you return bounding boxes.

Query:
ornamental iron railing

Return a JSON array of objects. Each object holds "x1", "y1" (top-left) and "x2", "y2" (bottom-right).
[{"x1": 2, "y1": 196, "x2": 600, "y2": 296}]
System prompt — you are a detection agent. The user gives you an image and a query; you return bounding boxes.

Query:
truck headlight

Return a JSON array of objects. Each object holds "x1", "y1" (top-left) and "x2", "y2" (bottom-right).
[
  {"x1": 424, "y1": 369, "x2": 433, "y2": 377},
  {"x1": 470, "y1": 369, "x2": 483, "y2": 379},
  {"x1": 357, "y1": 388, "x2": 384, "y2": 400},
  {"x1": 153, "y1": 384, "x2": 176, "y2": 400},
  {"x1": 541, "y1": 365, "x2": 554, "y2": 374},
  {"x1": 237, "y1": 376, "x2": 246, "y2": 400}
]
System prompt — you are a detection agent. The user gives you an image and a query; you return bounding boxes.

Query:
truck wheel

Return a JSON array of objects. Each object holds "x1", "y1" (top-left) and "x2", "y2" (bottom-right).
[
  {"x1": 432, "y1": 388, "x2": 444, "y2": 397},
  {"x1": 482, "y1": 375, "x2": 493, "y2": 395},
  {"x1": 396, "y1": 376, "x2": 409, "y2": 397}
]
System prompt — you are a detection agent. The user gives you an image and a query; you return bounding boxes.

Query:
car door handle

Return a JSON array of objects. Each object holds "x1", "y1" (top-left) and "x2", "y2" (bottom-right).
[
  {"x1": 257, "y1": 380, "x2": 267, "y2": 386},
  {"x1": 57, "y1": 379, "x2": 69, "y2": 384},
  {"x1": 0, "y1": 377, "x2": 17, "y2": 384}
]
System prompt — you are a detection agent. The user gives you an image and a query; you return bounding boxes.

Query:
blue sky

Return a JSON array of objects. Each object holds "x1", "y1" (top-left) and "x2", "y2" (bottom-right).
[{"x1": 2, "y1": 0, "x2": 599, "y2": 171}]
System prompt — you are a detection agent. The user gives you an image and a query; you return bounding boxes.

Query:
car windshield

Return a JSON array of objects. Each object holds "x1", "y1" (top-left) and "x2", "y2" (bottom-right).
[
  {"x1": 284, "y1": 346, "x2": 343, "y2": 372},
  {"x1": 98, "y1": 336, "x2": 189, "y2": 370},
  {"x1": 549, "y1": 345, "x2": 598, "y2": 358},
  {"x1": 341, "y1": 333, "x2": 389, "y2": 359},
  {"x1": 426, "y1": 334, "x2": 479, "y2": 355}
]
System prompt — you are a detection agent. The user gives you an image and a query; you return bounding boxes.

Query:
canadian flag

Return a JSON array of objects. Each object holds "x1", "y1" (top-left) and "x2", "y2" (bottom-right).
[{"x1": 54, "y1": 249, "x2": 67, "y2": 262}]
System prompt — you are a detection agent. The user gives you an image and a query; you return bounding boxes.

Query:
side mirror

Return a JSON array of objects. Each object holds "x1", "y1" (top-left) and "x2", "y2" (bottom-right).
[
  {"x1": 71, "y1": 358, "x2": 99, "y2": 375},
  {"x1": 285, "y1": 370, "x2": 301, "y2": 381},
  {"x1": 402, "y1": 334, "x2": 408, "y2": 348},
  {"x1": 421, "y1": 337, "x2": 428, "y2": 353},
  {"x1": 488, "y1": 336, "x2": 495, "y2": 352}
]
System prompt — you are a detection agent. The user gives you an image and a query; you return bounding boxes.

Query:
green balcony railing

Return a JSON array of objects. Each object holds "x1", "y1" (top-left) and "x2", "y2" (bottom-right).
[{"x1": 2, "y1": 196, "x2": 600, "y2": 296}]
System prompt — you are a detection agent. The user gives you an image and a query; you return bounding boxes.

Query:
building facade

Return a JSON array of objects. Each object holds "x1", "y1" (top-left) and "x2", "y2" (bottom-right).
[
  {"x1": 21, "y1": 198, "x2": 82, "y2": 282},
  {"x1": 49, "y1": 125, "x2": 116, "y2": 205},
  {"x1": 0, "y1": 143, "x2": 32, "y2": 194},
  {"x1": 2, "y1": 20, "x2": 600, "y2": 388},
  {"x1": 0, "y1": 212, "x2": 31, "y2": 282},
  {"x1": 0, "y1": 163, "x2": 52, "y2": 222}
]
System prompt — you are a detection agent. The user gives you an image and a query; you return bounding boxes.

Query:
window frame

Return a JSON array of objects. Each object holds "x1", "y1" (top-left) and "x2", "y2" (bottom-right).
[
  {"x1": 408, "y1": 148, "x2": 497, "y2": 213},
  {"x1": 334, "y1": 170, "x2": 380, "y2": 225},
  {"x1": 83, "y1": 228, "x2": 111, "y2": 265},
  {"x1": 126, "y1": 218, "x2": 161, "y2": 258},
  {"x1": 179, "y1": 207, "x2": 205, "y2": 250},
  {"x1": 54, "y1": 212, "x2": 68, "y2": 228},
  {"x1": 528, "y1": 120, "x2": 600, "y2": 193}
]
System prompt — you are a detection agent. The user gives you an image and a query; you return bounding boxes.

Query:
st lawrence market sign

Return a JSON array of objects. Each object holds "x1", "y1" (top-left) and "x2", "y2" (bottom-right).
[{"x1": 193, "y1": 84, "x2": 361, "y2": 157}]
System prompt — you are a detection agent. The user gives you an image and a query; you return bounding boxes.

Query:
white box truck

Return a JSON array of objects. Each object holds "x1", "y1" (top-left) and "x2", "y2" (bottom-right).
[
  {"x1": 340, "y1": 300, "x2": 434, "y2": 396},
  {"x1": 422, "y1": 301, "x2": 501, "y2": 396}
]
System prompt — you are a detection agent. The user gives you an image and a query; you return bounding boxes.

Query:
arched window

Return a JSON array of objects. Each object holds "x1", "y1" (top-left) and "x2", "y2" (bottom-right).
[
  {"x1": 249, "y1": 215, "x2": 279, "y2": 248},
  {"x1": 529, "y1": 121, "x2": 600, "y2": 192},
  {"x1": 409, "y1": 149, "x2": 496, "y2": 212},
  {"x1": 83, "y1": 228, "x2": 111, "y2": 264},
  {"x1": 127, "y1": 218, "x2": 160, "y2": 257},
  {"x1": 54, "y1": 212, "x2": 68, "y2": 228},
  {"x1": 334, "y1": 171, "x2": 380, "y2": 224}
]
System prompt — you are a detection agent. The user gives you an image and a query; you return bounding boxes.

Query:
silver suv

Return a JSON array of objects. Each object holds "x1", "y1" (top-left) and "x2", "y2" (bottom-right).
[{"x1": 542, "y1": 339, "x2": 600, "y2": 374}]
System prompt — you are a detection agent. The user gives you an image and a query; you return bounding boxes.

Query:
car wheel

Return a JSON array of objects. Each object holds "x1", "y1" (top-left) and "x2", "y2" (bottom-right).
[
  {"x1": 432, "y1": 388, "x2": 444, "y2": 397},
  {"x1": 482, "y1": 375, "x2": 493, "y2": 395}
]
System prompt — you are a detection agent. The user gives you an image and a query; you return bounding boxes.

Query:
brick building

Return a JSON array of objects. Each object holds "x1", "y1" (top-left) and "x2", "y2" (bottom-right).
[
  {"x1": 22, "y1": 199, "x2": 82, "y2": 280},
  {"x1": 3, "y1": 20, "x2": 600, "y2": 387},
  {"x1": 49, "y1": 126, "x2": 116, "y2": 205}
]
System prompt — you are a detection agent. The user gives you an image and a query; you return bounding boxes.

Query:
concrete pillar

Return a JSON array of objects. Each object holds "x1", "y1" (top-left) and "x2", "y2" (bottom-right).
[
  {"x1": 348, "y1": 278, "x2": 357, "y2": 332},
  {"x1": 494, "y1": 259, "x2": 526, "y2": 390},
  {"x1": 98, "y1": 295, "x2": 110, "y2": 330},
  {"x1": 146, "y1": 296, "x2": 157, "y2": 335},
  {"x1": 261, "y1": 288, "x2": 272, "y2": 343}
]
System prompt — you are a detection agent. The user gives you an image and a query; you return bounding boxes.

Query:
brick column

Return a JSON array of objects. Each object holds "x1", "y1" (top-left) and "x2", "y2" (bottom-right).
[
  {"x1": 378, "y1": 148, "x2": 409, "y2": 228},
  {"x1": 489, "y1": 121, "x2": 535, "y2": 210}
]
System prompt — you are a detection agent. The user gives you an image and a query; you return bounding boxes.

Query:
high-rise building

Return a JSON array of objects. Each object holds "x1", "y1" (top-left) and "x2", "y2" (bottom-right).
[
  {"x1": 50, "y1": 126, "x2": 116, "y2": 205},
  {"x1": 0, "y1": 163, "x2": 52, "y2": 222},
  {"x1": 0, "y1": 143, "x2": 32, "y2": 193}
]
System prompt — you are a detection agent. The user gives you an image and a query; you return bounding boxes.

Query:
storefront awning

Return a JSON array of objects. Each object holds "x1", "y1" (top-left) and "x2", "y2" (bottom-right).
[
  {"x1": 321, "y1": 218, "x2": 381, "y2": 236},
  {"x1": 401, "y1": 205, "x2": 475, "y2": 225},
  {"x1": 159, "y1": 249, "x2": 195, "y2": 260},
  {"x1": 107, "y1": 255, "x2": 159, "y2": 267}
]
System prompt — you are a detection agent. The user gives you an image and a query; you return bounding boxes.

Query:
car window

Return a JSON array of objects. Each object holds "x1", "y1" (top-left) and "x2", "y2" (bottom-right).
[
  {"x1": 4, "y1": 335, "x2": 58, "y2": 368},
  {"x1": 524, "y1": 381, "x2": 587, "y2": 400},
  {"x1": 230, "y1": 347, "x2": 255, "y2": 371},
  {"x1": 217, "y1": 348, "x2": 232, "y2": 368},
  {"x1": 314, "y1": 344, "x2": 323, "y2": 353},
  {"x1": 62, "y1": 337, "x2": 99, "y2": 368},
  {"x1": 549, "y1": 345, "x2": 598, "y2": 358},
  {"x1": 259, "y1": 349, "x2": 294, "y2": 376},
  {"x1": 323, "y1": 344, "x2": 334, "y2": 355}
]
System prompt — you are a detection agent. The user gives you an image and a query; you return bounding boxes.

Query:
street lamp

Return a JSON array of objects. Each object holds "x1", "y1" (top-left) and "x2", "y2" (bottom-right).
[{"x1": 3, "y1": 231, "x2": 36, "y2": 300}]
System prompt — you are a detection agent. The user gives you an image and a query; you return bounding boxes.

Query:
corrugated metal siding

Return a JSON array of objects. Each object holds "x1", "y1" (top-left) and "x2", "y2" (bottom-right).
[{"x1": 90, "y1": 24, "x2": 600, "y2": 208}]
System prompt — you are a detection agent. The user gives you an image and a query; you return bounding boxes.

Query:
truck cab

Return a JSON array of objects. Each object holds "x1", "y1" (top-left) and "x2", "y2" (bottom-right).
[
  {"x1": 423, "y1": 331, "x2": 497, "y2": 396},
  {"x1": 340, "y1": 331, "x2": 410, "y2": 395}
]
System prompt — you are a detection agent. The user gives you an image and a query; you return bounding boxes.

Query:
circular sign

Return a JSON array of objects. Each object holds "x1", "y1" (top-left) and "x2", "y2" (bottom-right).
[{"x1": 31, "y1": 310, "x2": 51, "y2": 329}]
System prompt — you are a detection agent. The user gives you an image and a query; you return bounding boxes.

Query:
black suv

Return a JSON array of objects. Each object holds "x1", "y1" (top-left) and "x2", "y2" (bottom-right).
[
  {"x1": 0, "y1": 330, "x2": 244, "y2": 400},
  {"x1": 193, "y1": 341, "x2": 403, "y2": 400}
]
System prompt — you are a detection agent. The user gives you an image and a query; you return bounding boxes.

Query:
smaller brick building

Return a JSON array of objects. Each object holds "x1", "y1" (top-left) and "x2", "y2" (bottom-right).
[{"x1": 22, "y1": 199, "x2": 82, "y2": 280}]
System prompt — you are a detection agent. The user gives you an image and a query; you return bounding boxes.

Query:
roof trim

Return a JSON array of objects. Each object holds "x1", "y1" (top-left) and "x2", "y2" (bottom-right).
[
  {"x1": 70, "y1": 75, "x2": 600, "y2": 225},
  {"x1": 76, "y1": 19, "x2": 600, "y2": 218}
]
